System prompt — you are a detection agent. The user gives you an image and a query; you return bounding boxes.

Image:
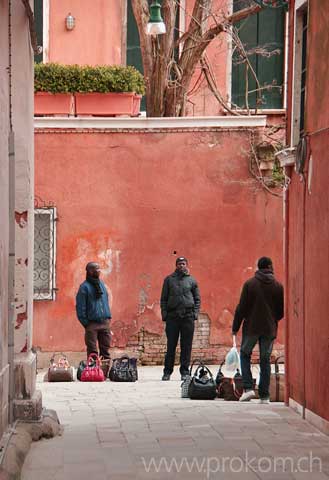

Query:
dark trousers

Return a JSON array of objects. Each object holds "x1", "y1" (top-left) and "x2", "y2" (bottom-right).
[
  {"x1": 85, "y1": 321, "x2": 111, "y2": 359},
  {"x1": 240, "y1": 334, "x2": 274, "y2": 399},
  {"x1": 164, "y1": 315, "x2": 195, "y2": 375}
]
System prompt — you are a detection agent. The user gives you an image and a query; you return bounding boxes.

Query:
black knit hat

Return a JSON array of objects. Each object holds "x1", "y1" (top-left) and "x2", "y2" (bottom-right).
[
  {"x1": 176, "y1": 256, "x2": 188, "y2": 265},
  {"x1": 86, "y1": 262, "x2": 99, "y2": 271},
  {"x1": 257, "y1": 257, "x2": 273, "y2": 269}
]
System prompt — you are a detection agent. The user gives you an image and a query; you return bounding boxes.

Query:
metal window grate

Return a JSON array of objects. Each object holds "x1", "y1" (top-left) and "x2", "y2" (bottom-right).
[{"x1": 33, "y1": 208, "x2": 56, "y2": 300}]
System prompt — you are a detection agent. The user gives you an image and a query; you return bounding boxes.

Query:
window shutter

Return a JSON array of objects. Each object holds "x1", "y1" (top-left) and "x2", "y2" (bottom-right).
[
  {"x1": 257, "y1": 8, "x2": 284, "y2": 109},
  {"x1": 232, "y1": 13, "x2": 258, "y2": 109},
  {"x1": 127, "y1": 0, "x2": 145, "y2": 110},
  {"x1": 232, "y1": 2, "x2": 284, "y2": 110},
  {"x1": 34, "y1": 0, "x2": 43, "y2": 63}
]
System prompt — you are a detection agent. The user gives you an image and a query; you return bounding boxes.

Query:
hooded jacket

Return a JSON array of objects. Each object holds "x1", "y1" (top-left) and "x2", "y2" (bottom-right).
[
  {"x1": 160, "y1": 270, "x2": 201, "y2": 321},
  {"x1": 76, "y1": 280, "x2": 112, "y2": 327},
  {"x1": 232, "y1": 269, "x2": 284, "y2": 338}
]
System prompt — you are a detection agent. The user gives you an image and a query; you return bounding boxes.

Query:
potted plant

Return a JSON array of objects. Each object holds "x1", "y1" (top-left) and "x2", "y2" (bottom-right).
[
  {"x1": 34, "y1": 63, "x2": 145, "y2": 117},
  {"x1": 74, "y1": 65, "x2": 144, "y2": 116},
  {"x1": 34, "y1": 63, "x2": 78, "y2": 116}
]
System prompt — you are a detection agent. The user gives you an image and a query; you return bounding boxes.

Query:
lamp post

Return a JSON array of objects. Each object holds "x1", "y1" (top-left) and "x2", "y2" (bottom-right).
[{"x1": 146, "y1": 0, "x2": 166, "y2": 36}]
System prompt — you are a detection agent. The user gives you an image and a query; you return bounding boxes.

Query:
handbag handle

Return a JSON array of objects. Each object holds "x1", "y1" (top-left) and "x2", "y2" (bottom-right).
[
  {"x1": 50, "y1": 352, "x2": 68, "y2": 364},
  {"x1": 194, "y1": 364, "x2": 214, "y2": 379},
  {"x1": 275, "y1": 355, "x2": 284, "y2": 374},
  {"x1": 189, "y1": 358, "x2": 203, "y2": 376},
  {"x1": 87, "y1": 353, "x2": 101, "y2": 366}
]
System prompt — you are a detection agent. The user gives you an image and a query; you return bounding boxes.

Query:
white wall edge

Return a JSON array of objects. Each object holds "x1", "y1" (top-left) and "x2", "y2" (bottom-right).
[
  {"x1": 34, "y1": 115, "x2": 267, "y2": 130},
  {"x1": 289, "y1": 398, "x2": 329, "y2": 436}
]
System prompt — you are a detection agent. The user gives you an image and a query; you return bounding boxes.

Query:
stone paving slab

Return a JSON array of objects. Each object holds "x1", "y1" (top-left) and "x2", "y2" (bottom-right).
[{"x1": 21, "y1": 366, "x2": 329, "y2": 480}]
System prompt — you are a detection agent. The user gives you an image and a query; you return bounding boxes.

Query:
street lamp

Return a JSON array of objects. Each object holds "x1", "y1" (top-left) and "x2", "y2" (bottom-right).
[{"x1": 146, "y1": 0, "x2": 166, "y2": 36}]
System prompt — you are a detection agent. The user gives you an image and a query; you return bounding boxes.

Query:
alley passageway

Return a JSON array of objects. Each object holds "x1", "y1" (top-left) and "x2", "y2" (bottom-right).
[{"x1": 22, "y1": 367, "x2": 329, "y2": 480}]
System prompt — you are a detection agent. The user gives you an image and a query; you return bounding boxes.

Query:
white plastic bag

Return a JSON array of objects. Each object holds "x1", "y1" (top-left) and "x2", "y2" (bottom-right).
[{"x1": 224, "y1": 336, "x2": 240, "y2": 377}]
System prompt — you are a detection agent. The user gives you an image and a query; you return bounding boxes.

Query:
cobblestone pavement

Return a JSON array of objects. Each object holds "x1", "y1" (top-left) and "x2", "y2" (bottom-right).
[{"x1": 21, "y1": 366, "x2": 329, "y2": 480}]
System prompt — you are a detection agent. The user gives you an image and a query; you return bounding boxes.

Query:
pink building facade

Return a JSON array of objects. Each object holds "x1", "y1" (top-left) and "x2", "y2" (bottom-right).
[
  {"x1": 34, "y1": 0, "x2": 287, "y2": 117},
  {"x1": 282, "y1": 0, "x2": 329, "y2": 433},
  {"x1": 33, "y1": 1, "x2": 287, "y2": 365}
]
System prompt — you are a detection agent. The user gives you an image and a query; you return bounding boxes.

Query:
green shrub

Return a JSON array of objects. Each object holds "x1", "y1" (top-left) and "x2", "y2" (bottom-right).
[{"x1": 34, "y1": 63, "x2": 145, "y2": 95}]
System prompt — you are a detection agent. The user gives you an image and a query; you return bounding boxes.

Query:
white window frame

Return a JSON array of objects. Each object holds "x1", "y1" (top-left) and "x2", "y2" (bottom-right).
[
  {"x1": 43, "y1": 0, "x2": 50, "y2": 62},
  {"x1": 290, "y1": 1, "x2": 308, "y2": 146},
  {"x1": 33, "y1": 207, "x2": 57, "y2": 301},
  {"x1": 228, "y1": 0, "x2": 288, "y2": 113}
]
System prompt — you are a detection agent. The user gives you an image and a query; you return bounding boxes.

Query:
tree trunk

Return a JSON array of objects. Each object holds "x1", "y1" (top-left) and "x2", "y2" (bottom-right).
[{"x1": 132, "y1": 0, "x2": 261, "y2": 117}]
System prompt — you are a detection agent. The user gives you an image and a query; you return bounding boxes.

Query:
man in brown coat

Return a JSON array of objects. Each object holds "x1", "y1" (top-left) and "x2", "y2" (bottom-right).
[{"x1": 232, "y1": 257, "x2": 284, "y2": 403}]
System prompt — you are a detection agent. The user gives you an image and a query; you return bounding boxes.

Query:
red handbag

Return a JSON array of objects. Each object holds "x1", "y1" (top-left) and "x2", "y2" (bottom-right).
[{"x1": 81, "y1": 353, "x2": 105, "y2": 382}]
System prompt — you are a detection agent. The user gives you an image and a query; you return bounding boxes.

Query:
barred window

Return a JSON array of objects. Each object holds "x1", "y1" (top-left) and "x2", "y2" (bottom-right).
[{"x1": 33, "y1": 208, "x2": 56, "y2": 300}]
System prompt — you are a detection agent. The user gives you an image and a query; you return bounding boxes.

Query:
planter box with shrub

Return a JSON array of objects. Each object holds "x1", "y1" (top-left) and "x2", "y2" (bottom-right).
[{"x1": 34, "y1": 63, "x2": 145, "y2": 117}]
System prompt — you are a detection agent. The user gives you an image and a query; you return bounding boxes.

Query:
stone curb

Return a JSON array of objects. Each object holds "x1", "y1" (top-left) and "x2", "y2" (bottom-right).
[{"x1": 0, "y1": 410, "x2": 62, "y2": 480}]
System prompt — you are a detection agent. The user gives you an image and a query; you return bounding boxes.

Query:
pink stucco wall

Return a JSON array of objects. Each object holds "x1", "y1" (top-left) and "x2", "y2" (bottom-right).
[
  {"x1": 0, "y1": 0, "x2": 10, "y2": 373},
  {"x1": 34, "y1": 127, "x2": 284, "y2": 356},
  {"x1": 286, "y1": 1, "x2": 329, "y2": 422},
  {"x1": 48, "y1": 0, "x2": 124, "y2": 65}
]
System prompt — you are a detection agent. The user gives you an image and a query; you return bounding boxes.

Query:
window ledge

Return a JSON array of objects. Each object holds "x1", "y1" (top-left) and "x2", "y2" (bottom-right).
[
  {"x1": 34, "y1": 115, "x2": 267, "y2": 130},
  {"x1": 229, "y1": 109, "x2": 286, "y2": 116}
]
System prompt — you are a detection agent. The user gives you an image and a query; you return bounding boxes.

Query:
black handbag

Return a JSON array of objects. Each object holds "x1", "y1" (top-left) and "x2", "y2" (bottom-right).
[
  {"x1": 109, "y1": 356, "x2": 138, "y2": 382},
  {"x1": 188, "y1": 361, "x2": 217, "y2": 400}
]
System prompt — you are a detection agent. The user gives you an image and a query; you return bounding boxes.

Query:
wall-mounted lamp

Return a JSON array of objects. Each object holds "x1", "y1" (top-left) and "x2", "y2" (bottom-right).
[
  {"x1": 146, "y1": 1, "x2": 166, "y2": 36},
  {"x1": 65, "y1": 13, "x2": 75, "y2": 31}
]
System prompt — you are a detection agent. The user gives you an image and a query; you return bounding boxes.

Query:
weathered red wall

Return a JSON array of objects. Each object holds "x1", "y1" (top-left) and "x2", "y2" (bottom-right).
[
  {"x1": 34, "y1": 127, "x2": 284, "y2": 357},
  {"x1": 286, "y1": 1, "x2": 329, "y2": 421}
]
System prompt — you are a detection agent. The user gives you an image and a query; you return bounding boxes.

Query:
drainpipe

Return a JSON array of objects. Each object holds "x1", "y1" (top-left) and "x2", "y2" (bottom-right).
[
  {"x1": 302, "y1": 174, "x2": 306, "y2": 419},
  {"x1": 8, "y1": 0, "x2": 15, "y2": 425},
  {"x1": 283, "y1": 181, "x2": 290, "y2": 406}
]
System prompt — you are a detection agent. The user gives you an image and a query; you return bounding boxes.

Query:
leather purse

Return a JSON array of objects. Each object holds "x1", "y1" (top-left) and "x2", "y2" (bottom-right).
[
  {"x1": 109, "y1": 356, "x2": 138, "y2": 382},
  {"x1": 270, "y1": 356, "x2": 285, "y2": 401},
  {"x1": 99, "y1": 357, "x2": 111, "y2": 379},
  {"x1": 48, "y1": 354, "x2": 74, "y2": 382},
  {"x1": 217, "y1": 369, "x2": 244, "y2": 401},
  {"x1": 188, "y1": 361, "x2": 217, "y2": 400},
  {"x1": 81, "y1": 353, "x2": 105, "y2": 382}
]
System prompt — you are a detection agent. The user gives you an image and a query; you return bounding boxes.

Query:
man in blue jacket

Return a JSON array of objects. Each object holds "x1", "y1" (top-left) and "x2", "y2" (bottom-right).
[{"x1": 76, "y1": 262, "x2": 112, "y2": 359}]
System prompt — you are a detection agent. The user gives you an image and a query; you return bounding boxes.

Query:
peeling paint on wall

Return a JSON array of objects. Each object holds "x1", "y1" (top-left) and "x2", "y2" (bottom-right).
[
  {"x1": 20, "y1": 340, "x2": 28, "y2": 353},
  {"x1": 15, "y1": 211, "x2": 27, "y2": 228},
  {"x1": 34, "y1": 130, "x2": 284, "y2": 354},
  {"x1": 15, "y1": 306, "x2": 27, "y2": 330}
]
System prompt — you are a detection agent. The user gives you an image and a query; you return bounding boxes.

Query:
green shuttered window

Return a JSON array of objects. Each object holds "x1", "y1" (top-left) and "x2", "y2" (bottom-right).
[
  {"x1": 34, "y1": 0, "x2": 43, "y2": 63},
  {"x1": 232, "y1": 1, "x2": 285, "y2": 110}
]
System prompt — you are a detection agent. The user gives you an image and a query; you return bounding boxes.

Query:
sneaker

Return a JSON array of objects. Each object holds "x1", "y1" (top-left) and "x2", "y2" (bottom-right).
[
  {"x1": 239, "y1": 390, "x2": 256, "y2": 402},
  {"x1": 181, "y1": 374, "x2": 188, "y2": 381},
  {"x1": 259, "y1": 397, "x2": 270, "y2": 404},
  {"x1": 162, "y1": 374, "x2": 171, "y2": 381}
]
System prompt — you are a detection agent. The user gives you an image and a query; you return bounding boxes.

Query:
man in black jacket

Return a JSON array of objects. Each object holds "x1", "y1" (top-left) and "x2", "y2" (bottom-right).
[
  {"x1": 161, "y1": 257, "x2": 201, "y2": 381},
  {"x1": 232, "y1": 257, "x2": 284, "y2": 403}
]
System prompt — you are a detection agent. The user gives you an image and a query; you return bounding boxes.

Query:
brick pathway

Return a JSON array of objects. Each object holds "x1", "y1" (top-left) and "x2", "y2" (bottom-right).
[{"x1": 21, "y1": 366, "x2": 329, "y2": 480}]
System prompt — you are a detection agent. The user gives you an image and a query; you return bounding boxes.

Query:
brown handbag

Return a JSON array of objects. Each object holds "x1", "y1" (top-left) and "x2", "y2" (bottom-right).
[
  {"x1": 99, "y1": 357, "x2": 111, "y2": 379},
  {"x1": 270, "y1": 356, "x2": 285, "y2": 401},
  {"x1": 48, "y1": 353, "x2": 74, "y2": 382}
]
